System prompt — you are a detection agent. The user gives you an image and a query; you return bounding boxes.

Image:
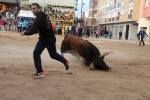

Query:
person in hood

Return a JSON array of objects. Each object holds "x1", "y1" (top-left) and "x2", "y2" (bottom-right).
[{"x1": 21, "y1": 3, "x2": 70, "y2": 77}]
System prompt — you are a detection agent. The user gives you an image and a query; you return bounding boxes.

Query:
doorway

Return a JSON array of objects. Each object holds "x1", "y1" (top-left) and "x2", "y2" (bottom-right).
[{"x1": 125, "y1": 25, "x2": 130, "y2": 39}]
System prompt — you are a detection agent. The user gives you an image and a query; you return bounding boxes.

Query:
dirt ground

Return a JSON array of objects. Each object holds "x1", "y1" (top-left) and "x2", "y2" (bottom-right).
[{"x1": 0, "y1": 32, "x2": 150, "y2": 100}]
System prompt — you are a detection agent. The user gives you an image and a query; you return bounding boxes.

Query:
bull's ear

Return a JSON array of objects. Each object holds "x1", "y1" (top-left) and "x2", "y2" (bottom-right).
[
  {"x1": 64, "y1": 35, "x2": 68, "y2": 39},
  {"x1": 100, "y1": 53, "x2": 108, "y2": 60}
]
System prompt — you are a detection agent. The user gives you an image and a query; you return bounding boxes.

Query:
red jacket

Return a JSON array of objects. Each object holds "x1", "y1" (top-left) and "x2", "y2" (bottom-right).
[{"x1": 0, "y1": 19, "x2": 4, "y2": 25}]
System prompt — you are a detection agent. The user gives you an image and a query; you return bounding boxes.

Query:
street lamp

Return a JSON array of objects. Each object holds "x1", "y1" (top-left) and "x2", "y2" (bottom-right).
[
  {"x1": 81, "y1": 0, "x2": 85, "y2": 25},
  {"x1": 42, "y1": 0, "x2": 45, "y2": 12}
]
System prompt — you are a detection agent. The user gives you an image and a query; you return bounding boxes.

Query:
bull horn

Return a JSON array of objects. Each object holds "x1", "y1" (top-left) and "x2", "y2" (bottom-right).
[
  {"x1": 90, "y1": 63, "x2": 95, "y2": 71},
  {"x1": 100, "y1": 52, "x2": 109, "y2": 57}
]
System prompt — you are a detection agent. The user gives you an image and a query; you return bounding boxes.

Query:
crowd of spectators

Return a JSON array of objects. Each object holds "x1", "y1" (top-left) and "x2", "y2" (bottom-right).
[
  {"x1": 0, "y1": 4, "x2": 34, "y2": 32},
  {"x1": 47, "y1": 6, "x2": 74, "y2": 21}
]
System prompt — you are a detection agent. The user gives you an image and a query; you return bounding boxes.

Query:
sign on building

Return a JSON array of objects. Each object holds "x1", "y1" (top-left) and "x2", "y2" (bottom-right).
[{"x1": 18, "y1": 10, "x2": 36, "y2": 18}]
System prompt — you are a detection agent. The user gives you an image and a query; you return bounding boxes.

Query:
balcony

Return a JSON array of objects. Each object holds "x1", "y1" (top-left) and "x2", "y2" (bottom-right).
[
  {"x1": 117, "y1": 2, "x2": 121, "y2": 7},
  {"x1": 109, "y1": 6, "x2": 112, "y2": 10},
  {"x1": 129, "y1": 0, "x2": 133, "y2": 3},
  {"x1": 116, "y1": 16, "x2": 119, "y2": 21},
  {"x1": 128, "y1": 14, "x2": 132, "y2": 19},
  {"x1": 108, "y1": 18, "x2": 112, "y2": 22},
  {"x1": 106, "y1": 7, "x2": 109, "y2": 11},
  {"x1": 112, "y1": 5, "x2": 116, "y2": 9},
  {"x1": 105, "y1": 18, "x2": 108, "y2": 23},
  {"x1": 112, "y1": 17, "x2": 115, "y2": 22},
  {"x1": 105, "y1": 7, "x2": 109, "y2": 11}
]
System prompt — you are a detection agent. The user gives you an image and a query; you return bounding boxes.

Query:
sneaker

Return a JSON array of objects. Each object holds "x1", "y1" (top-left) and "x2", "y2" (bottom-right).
[
  {"x1": 32, "y1": 72, "x2": 45, "y2": 77},
  {"x1": 65, "y1": 59, "x2": 70, "y2": 70}
]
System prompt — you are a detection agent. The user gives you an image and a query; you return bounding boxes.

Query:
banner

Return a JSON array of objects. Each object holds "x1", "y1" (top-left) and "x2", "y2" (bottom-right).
[{"x1": 18, "y1": 10, "x2": 36, "y2": 18}]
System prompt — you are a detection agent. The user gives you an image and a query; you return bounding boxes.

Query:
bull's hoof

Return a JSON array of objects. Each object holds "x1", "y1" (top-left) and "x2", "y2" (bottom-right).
[
  {"x1": 105, "y1": 67, "x2": 111, "y2": 72},
  {"x1": 90, "y1": 67, "x2": 95, "y2": 71}
]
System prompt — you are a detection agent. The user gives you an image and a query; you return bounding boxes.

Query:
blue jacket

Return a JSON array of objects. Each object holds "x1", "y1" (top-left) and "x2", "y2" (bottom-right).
[
  {"x1": 16, "y1": 21, "x2": 22, "y2": 27},
  {"x1": 139, "y1": 30, "x2": 146, "y2": 37},
  {"x1": 109, "y1": 31, "x2": 113, "y2": 35}
]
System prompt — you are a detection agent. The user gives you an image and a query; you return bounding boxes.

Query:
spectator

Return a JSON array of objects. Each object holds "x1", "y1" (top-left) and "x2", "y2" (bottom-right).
[
  {"x1": 79, "y1": 27, "x2": 83, "y2": 37},
  {"x1": 16, "y1": 20, "x2": 22, "y2": 33},
  {"x1": 65, "y1": 24, "x2": 69, "y2": 36},
  {"x1": 61, "y1": 23, "x2": 65, "y2": 35},
  {"x1": 57, "y1": 23, "x2": 61, "y2": 35},
  {"x1": 71, "y1": 25, "x2": 75, "y2": 36},
  {"x1": 12, "y1": 19, "x2": 17, "y2": 32},
  {"x1": 109, "y1": 30, "x2": 113, "y2": 39},
  {"x1": 0, "y1": 4, "x2": 2, "y2": 11},
  {"x1": 86, "y1": 28, "x2": 90, "y2": 38},
  {"x1": 68, "y1": 24, "x2": 72, "y2": 35},
  {"x1": 52, "y1": 22, "x2": 57, "y2": 34},
  {"x1": 95, "y1": 29, "x2": 100, "y2": 39},
  {"x1": 2, "y1": 4, "x2": 7, "y2": 16},
  {"x1": 14, "y1": 7, "x2": 18, "y2": 19},
  {"x1": 22, "y1": 20, "x2": 28, "y2": 31},
  {"x1": 0, "y1": 18, "x2": 5, "y2": 32},
  {"x1": 105, "y1": 30, "x2": 109, "y2": 39},
  {"x1": 119, "y1": 31, "x2": 122, "y2": 40},
  {"x1": 75, "y1": 26, "x2": 78, "y2": 36}
]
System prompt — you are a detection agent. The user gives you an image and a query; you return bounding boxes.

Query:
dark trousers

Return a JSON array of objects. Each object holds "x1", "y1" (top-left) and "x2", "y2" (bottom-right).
[
  {"x1": 95, "y1": 34, "x2": 99, "y2": 38},
  {"x1": 23, "y1": 27, "x2": 26, "y2": 31},
  {"x1": 79, "y1": 32, "x2": 82, "y2": 37},
  {"x1": 109, "y1": 35, "x2": 112, "y2": 39},
  {"x1": 58, "y1": 29, "x2": 61, "y2": 35},
  {"x1": 18, "y1": 27, "x2": 21, "y2": 33},
  {"x1": 87, "y1": 33, "x2": 90, "y2": 38},
  {"x1": 139, "y1": 36, "x2": 145, "y2": 45},
  {"x1": 119, "y1": 35, "x2": 122, "y2": 40},
  {"x1": 33, "y1": 36, "x2": 66, "y2": 73}
]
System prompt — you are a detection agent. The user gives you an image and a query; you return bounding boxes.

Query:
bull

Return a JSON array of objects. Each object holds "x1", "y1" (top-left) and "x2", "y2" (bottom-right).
[{"x1": 60, "y1": 36, "x2": 111, "y2": 71}]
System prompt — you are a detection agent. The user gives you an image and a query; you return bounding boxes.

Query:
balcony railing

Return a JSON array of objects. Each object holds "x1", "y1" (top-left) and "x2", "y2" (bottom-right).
[
  {"x1": 117, "y1": 2, "x2": 121, "y2": 7},
  {"x1": 113, "y1": 5, "x2": 116, "y2": 9},
  {"x1": 112, "y1": 17, "x2": 115, "y2": 22},
  {"x1": 108, "y1": 18, "x2": 112, "y2": 22},
  {"x1": 109, "y1": 6, "x2": 112, "y2": 10},
  {"x1": 128, "y1": 14, "x2": 132, "y2": 19},
  {"x1": 129, "y1": 0, "x2": 133, "y2": 3},
  {"x1": 105, "y1": 18, "x2": 107, "y2": 23},
  {"x1": 106, "y1": 7, "x2": 109, "y2": 11},
  {"x1": 116, "y1": 16, "x2": 119, "y2": 21}
]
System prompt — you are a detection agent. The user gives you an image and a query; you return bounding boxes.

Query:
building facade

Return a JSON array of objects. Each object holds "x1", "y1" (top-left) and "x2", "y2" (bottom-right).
[
  {"x1": 138, "y1": 0, "x2": 150, "y2": 41},
  {"x1": 82, "y1": 12, "x2": 89, "y2": 27},
  {"x1": 21, "y1": 0, "x2": 77, "y2": 8},
  {"x1": 88, "y1": 0, "x2": 98, "y2": 28},
  {"x1": 97, "y1": 0, "x2": 142, "y2": 40}
]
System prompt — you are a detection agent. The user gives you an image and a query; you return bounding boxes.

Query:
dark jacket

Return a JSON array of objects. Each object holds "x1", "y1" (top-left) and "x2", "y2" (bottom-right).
[{"x1": 24, "y1": 11, "x2": 54, "y2": 39}]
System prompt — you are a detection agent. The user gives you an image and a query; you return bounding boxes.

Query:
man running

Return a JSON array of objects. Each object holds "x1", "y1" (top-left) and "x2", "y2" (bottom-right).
[{"x1": 21, "y1": 3, "x2": 70, "y2": 77}]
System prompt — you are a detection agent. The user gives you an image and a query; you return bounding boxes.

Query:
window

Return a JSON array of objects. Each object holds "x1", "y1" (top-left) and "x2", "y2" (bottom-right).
[{"x1": 145, "y1": 0, "x2": 149, "y2": 7}]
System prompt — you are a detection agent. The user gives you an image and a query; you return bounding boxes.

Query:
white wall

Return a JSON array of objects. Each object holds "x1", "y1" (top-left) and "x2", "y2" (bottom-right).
[{"x1": 129, "y1": 24, "x2": 138, "y2": 40}]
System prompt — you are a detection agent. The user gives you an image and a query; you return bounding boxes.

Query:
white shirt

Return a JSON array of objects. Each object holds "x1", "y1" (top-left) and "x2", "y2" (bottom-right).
[{"x1": 69, "y1": 26, "x2": 72, "y2": 30}]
